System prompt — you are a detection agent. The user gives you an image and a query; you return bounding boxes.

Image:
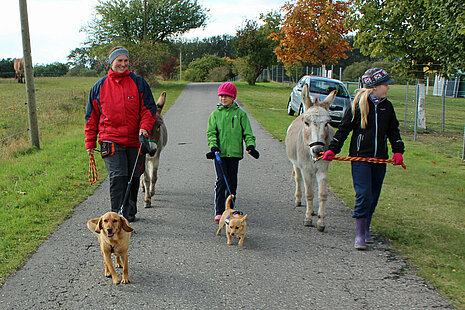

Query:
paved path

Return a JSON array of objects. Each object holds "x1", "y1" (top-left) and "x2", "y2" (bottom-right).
[{"x1": 0, "y1": 83, "x2": 451, "y2": 309}]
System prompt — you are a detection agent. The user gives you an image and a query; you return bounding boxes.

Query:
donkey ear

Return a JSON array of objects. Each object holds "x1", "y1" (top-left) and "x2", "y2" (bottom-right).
[
  {"x1": 320, "y1": 90, "x2": 337, "y2": 109},
  {"x1": 302, "y1": 83, "x2": 313, "y2": 111},
  {"x1": 156, "y1": 91, "x2": 166, "y2": 114}
]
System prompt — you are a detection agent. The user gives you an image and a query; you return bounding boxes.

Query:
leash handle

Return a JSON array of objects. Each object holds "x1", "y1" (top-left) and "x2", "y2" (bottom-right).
[{"x1": 88, "y1": 153, "x2": 98, "y2": 184}]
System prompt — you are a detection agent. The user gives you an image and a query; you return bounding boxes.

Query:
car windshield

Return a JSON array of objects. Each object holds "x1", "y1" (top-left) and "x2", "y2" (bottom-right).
[{"x1": 309, "y1": 80, "x2": 349, "y2": 98}]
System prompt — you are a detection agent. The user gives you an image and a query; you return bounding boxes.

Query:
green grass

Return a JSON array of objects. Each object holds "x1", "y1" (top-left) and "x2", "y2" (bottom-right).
[
  {"x1": 0, "y1": 77, "x2": 187, "y2": 284},
  {"x1": 236, "y1": 81, "x2": 465, "y2": 309}
]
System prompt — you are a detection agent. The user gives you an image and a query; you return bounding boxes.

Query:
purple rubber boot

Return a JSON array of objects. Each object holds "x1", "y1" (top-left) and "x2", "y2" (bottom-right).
[{"x1": 354, "y1": 218, "x2": 367, "y2": 250}]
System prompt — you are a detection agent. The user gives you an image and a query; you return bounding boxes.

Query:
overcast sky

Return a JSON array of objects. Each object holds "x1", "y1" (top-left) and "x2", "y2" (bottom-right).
[{"x1": 1, "y1": 0, "x2": 285, "y2": 65}]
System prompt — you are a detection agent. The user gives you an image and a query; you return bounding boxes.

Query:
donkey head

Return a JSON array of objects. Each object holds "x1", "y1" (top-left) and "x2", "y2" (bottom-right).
[{"x1": 301, "y1": 84, "x2": 336, "y2": 160}]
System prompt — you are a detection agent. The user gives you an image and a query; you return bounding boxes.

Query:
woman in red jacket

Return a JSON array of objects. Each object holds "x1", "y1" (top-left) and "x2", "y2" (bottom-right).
[{"x1": 85, "y1": 46, "x2": 157, "y2": 222}]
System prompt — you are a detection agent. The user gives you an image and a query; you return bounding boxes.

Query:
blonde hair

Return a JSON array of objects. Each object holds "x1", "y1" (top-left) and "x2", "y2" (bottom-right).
[{"x1": 351, "y1": 88, "x2": 373, "y2": 129}]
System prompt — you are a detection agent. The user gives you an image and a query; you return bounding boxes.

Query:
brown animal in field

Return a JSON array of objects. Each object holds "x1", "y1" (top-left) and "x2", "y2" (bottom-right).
[
  {"x1": 87, "y1": 212, "x2": 133, "y2": 284},
  {"x1": 141, "y1": 91, "x2": 168, "y2": 208},
  {"x1": 13, "y1": 58, "x2": 24, "y2": 83},
  {"x1": 285, "y1": 84, "x2": 336, "y2": 232}
]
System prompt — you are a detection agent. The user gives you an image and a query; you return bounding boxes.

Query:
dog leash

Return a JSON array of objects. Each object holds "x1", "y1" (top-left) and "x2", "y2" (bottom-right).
[
  {"x1": 318, "y1": 153, "x2": 407, "y2": 169},
  {"x1": 118, "y1": 147, "x2": 143, "y2": 216},
  {"x1": 214, "y1": 151, "x2": 237, "y2": 209}
]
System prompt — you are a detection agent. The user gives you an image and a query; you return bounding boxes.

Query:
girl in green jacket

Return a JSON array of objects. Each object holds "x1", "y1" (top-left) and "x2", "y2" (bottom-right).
[{"x1": 206, "y1": 83, "x2": 259, "y2": 221}]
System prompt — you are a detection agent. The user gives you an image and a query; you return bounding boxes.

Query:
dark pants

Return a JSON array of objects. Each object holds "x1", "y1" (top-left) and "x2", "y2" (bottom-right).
[
  {"x1": 214, "y1": 157, "x2": 239, "y2": 215},
  {"x1": 351, "y1": 161, "x2": 387, "y2": 219},
  {"x1": 102, "y1": 142, "x2": 145, "y2": 220}
]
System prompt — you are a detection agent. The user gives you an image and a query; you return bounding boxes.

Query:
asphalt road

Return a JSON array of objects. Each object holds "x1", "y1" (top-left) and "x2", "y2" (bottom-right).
[{"x1": 0, "y1": 83, "x2": 452, "y2": 309}]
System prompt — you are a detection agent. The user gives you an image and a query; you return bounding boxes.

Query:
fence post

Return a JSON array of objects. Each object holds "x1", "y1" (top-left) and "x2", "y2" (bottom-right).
[
  {"x1": 442, "y1": 79, "x2": 446, "y2": 132},
  {"x1": 404, "y1": 81, "x2": 409, "y2": 125},
  {"x1": 414, "y1": 83, "x2": 419, "y2": 141},
  {"x1": 462, "y1": 123, "x2": 465, "y2": 160}
]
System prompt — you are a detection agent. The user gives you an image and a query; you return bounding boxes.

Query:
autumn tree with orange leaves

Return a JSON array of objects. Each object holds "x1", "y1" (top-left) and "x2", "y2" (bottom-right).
[{"x1": 270, "y1": 0, "x2": 353, "y2": 66}]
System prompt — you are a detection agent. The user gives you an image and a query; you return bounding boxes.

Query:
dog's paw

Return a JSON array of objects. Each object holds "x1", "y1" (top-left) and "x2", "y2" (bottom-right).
[
  {"x1": 112, "y1": 276, "x2": 121, "y2": 285},
  {"x1": 121, "y1": 278, "x2": 131, "y2": 284}
]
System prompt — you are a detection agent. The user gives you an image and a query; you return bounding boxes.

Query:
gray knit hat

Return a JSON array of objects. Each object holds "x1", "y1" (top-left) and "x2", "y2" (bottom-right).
[{"x1": 108, "y1": 47, "x2": 129, "y2": 65}]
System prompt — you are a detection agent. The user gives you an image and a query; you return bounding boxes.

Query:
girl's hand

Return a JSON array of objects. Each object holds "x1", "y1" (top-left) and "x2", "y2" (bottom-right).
[{"x1": 393, "y1": 153, "x2": 404, "y2": 165}]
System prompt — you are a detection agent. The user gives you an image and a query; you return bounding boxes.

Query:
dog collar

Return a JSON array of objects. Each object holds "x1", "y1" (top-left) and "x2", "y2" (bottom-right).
[{"x1": 225, "y1": 210, "x2": 244, "y2": 225}]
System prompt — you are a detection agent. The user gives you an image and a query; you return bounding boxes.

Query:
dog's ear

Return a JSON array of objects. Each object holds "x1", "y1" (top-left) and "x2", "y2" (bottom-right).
[
  {"x1": 120, "y1": 216, "x2": 134, "y2": 232},
  {"x1": 95, "y1": 217, "x2": 103, "y2": 233},
  {"x1": 241, "y1": 214, "x2": 248, "y2": 222}
]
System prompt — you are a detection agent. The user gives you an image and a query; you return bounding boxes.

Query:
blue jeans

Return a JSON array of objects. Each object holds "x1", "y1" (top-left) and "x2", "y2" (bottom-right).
[
  {"x1": 214, "y1": 157, "x2": 239, "y2": 215},
  {"x1": 351, "y1": 161, "x2": 386, "y2": 219}
]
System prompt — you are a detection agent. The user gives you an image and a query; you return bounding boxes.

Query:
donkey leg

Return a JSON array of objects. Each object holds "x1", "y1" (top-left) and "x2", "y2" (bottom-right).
[
  {"x1": 315, "y1": 170, "x2": 328, "y2": 232},
  {"x1": 293, "y1": 166, "x2": 303, "y2": 207},
  {"x1": 302, "y1": 173, "x2": 314, "y2": 227},
  {"x1": 143, "y1": 166, "x2": 152, "y2": 208},
  {"x1": 149, "y1": 157, "x2": 160, "y2": 198}
]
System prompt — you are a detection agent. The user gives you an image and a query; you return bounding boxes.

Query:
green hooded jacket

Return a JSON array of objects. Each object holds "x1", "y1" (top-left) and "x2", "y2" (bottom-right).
[{"x1": 207, "y1": 103, "x2": 256, "y2": 159}]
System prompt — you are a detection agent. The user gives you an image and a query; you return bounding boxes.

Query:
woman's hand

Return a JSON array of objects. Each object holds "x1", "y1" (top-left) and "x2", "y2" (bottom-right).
[
  {"x1": 139, "y1": 128, "x2": 149, "y2": 137},
  {"x1": 87, "y1": 148, "x2": 94, "y2": 156}
]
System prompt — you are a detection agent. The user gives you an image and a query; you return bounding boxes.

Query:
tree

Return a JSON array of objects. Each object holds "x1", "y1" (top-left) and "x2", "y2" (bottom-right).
[
  {"x1": 158, "y1": 55, "x2": 179, "y2": 80},
  {"x1": 233, "y1": 14, "x2": 279, "y2": 85},
  {"x1": 85, "y1": 0, "x2": 208, "y2": 45},
  {"x1": 352, "y1": 0, "x2": 465, "y2": 77},
  {"x1": 270, "y1": 0, "x2": 353, "y2": 66}
]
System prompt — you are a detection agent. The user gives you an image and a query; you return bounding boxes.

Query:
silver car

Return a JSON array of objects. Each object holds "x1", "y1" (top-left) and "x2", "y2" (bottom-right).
[{"x1": 287, "y1": 75, "x2": 351, "y2": 126}]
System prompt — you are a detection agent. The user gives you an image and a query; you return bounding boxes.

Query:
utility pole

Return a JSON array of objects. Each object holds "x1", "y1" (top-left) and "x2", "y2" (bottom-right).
[
  {"x1": 179, "y1": 43, "x2": 182, "y2": 81},
  {"x1": 19, "y1": 0, "x2": 40, "y2": 149}
]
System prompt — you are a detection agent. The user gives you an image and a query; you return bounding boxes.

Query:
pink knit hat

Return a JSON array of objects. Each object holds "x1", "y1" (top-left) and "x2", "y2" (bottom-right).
[{"x1": 217, "y1": 82, "x2": 237, "y2": 99}]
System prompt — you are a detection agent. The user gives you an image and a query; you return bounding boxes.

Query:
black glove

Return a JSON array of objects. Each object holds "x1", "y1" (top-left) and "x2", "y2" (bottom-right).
[
  {"x1": 246, "y1": 145, "x2": 260, "y2": 159},
  {"x1": 206, "y1": 147, "x2": 220, "y2": 160},
  {"x1": 139, "y1": 134, "x2": 157, "y2": 156}
]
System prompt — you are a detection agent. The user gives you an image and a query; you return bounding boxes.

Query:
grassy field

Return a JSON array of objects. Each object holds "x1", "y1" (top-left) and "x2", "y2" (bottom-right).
[
  {"x1": 0, "y1": 77, "x2": 187, "y2": 284},
  {"x1": 0, "y1": 77, "x2": 464, "y2": 308},
  {"x1": 235, "y1": 81, "x2": 465, "y2": 309}
]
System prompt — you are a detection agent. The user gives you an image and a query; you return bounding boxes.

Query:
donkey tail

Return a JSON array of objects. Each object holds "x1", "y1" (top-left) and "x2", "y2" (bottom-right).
[{"x1": 225, "y1": 195, "x2": 235, "y2": 210}]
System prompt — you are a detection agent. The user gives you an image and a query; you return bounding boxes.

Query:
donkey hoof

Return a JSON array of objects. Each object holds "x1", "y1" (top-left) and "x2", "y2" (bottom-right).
[
  {"x1": 316, "y1": 224, "x2": 325, "y2": 232},
  {"x1": 303, "y1": 219, "x2": 313, "y2": 227},
  {"x1": 144, "y1": 202, "x2": 151, "y2": 208},
  {"x1": 295, "y1": 201, "x2": 303, "y2": 207}
]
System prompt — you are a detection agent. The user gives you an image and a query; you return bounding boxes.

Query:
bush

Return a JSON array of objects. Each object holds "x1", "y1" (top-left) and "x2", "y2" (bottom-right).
[
  {"x1": 207, "y1": 67, "x2": 229, "y2": 82},
  {"x1": 34, "y1": 63, "x2": 69, "y2": 77},
  {"x1": 66, "y1": 66, "x2": 98, "y2": 77},
  {"x1": 184, "y1": 55, "x2": 233, "y2": 82}
]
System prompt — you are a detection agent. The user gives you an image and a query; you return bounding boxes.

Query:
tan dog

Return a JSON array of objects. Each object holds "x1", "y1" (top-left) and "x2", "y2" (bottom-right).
[
  {"x1": 87, "y1": 212, "x2": 133, "y2": 284},
  {"x1": 216, "y1": 195, "x2": 248, "y2": 246}
]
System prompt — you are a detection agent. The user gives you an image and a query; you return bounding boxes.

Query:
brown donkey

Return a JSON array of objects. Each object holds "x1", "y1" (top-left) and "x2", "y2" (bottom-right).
[{"x1": 141, "y1": 91, "x2": 168, "y2": 208}]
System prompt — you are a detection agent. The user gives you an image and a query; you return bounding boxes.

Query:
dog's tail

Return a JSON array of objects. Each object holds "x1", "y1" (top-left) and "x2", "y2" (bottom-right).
[{"x1": 225, "y1": 194, "x2": 235, "y2": 210}]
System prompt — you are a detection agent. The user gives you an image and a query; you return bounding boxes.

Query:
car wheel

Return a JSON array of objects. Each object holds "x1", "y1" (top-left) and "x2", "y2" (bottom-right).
[
  {"x1": 298, "y1": 104, "x2": 304, "y2": 115},
  {"x1": 287, "y1": 99, "x2": 295, "y2": 116}
]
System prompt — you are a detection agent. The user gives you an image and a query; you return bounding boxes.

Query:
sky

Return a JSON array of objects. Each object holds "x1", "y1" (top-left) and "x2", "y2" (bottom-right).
[{"x1": 1, "y1": 0, "x2": 285, "y2": 65}]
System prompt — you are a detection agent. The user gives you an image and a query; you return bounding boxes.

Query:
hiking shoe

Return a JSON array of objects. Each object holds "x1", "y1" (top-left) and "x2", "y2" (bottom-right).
[{"x1": 214, "y1": 215, "x2": 222, "y2": 222}]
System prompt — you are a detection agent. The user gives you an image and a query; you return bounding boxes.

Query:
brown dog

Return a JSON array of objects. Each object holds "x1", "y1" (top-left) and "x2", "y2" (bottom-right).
[
  {"x1": 216, "y1": 195, "x2": 248, "y2": 246},
  {"x1": 87, "y1": 212, "x2": 133, "y2": 284}
]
